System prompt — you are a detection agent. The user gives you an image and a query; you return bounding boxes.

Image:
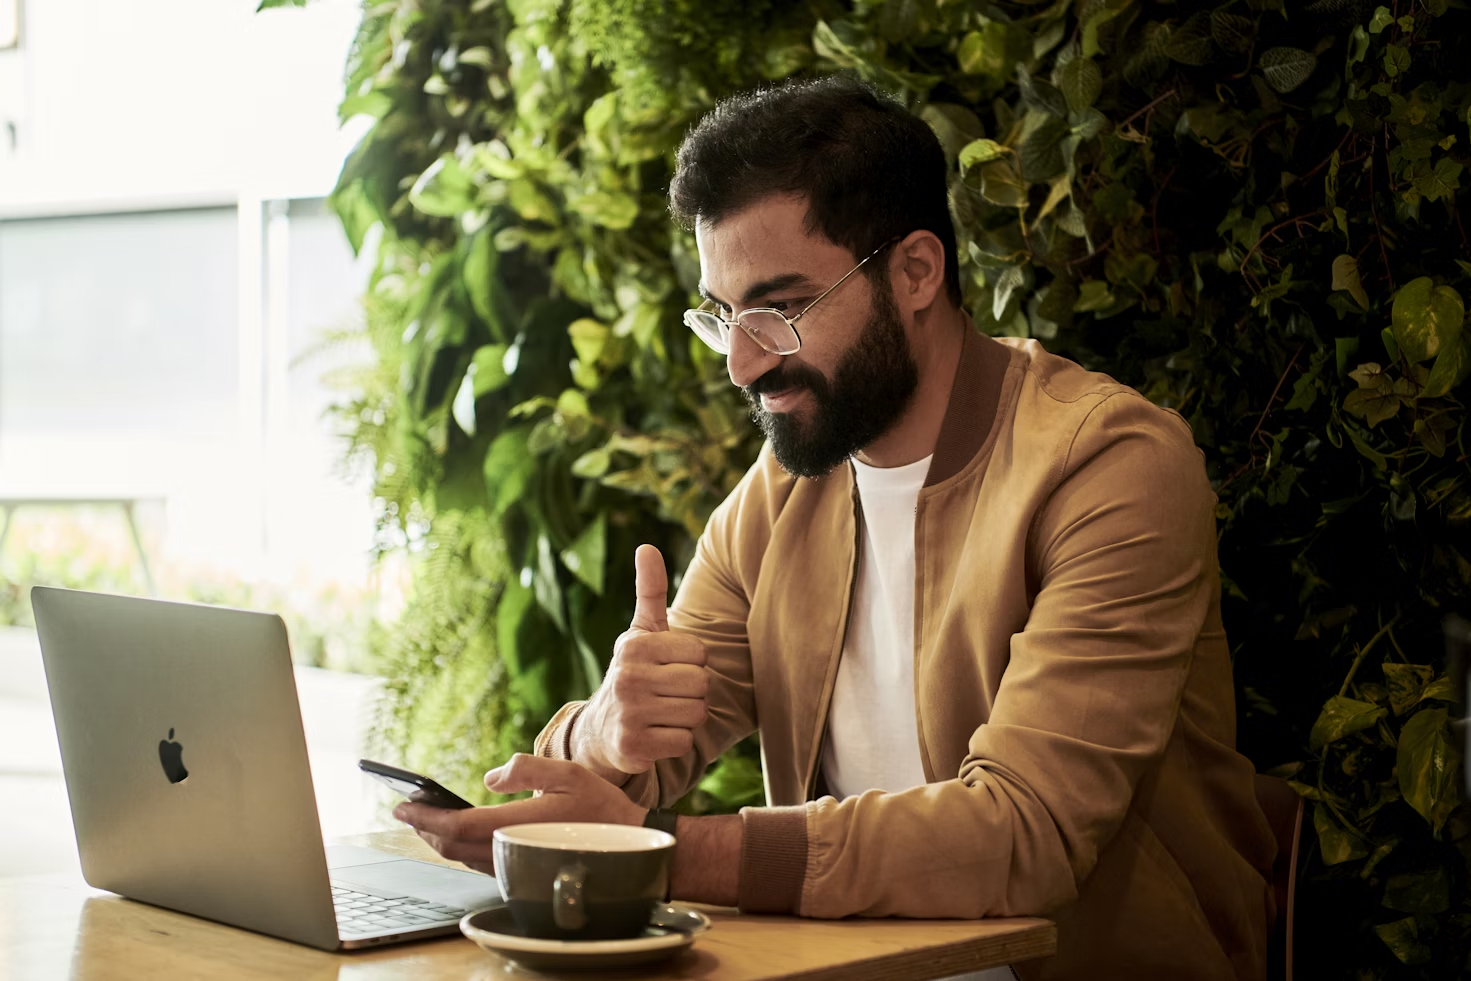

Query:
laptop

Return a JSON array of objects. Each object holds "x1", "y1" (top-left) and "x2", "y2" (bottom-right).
[{"x1": 31, "y1": 586, "x2": 504, "y2": 951}]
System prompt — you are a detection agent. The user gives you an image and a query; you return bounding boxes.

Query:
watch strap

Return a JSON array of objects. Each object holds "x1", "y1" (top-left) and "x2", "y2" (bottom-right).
[{"x1": 643, "y1": 807, "x2": 679, "y2": 838}]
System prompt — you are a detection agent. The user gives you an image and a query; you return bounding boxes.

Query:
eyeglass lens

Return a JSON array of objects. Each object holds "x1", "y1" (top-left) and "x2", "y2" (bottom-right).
[{"x1": 686, "y1": 309, "x2": 799, "y2": 356}]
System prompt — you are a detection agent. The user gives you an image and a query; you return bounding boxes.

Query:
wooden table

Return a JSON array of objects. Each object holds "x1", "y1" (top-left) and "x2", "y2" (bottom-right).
[{"x1": 1, "y1": 831, "x2": 1055, "y2": 980}]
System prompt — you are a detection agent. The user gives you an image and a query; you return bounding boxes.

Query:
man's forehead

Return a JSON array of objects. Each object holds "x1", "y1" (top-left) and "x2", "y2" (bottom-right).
[{"x1": 693, "y1": 196, "x2": 842, "y2": 301}]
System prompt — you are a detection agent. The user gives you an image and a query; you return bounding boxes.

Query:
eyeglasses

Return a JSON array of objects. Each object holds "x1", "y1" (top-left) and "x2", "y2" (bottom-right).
[{"x1": 682, "y1": 238, "x2": 900, "y2": 356}]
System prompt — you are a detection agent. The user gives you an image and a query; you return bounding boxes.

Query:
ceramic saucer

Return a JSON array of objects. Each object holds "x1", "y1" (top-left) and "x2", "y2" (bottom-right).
[{"x1": 459, "y1": 903, "x2": 711, "y2": 971}]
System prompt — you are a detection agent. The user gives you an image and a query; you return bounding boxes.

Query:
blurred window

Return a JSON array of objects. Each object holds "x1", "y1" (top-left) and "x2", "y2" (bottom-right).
[{"x1": 0, "y1": 208, "x2": 239, "y2": 438}]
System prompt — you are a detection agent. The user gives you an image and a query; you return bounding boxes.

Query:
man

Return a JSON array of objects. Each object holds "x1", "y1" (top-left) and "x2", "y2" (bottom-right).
[{"x1": 396, "y1": 75, "x2": 1278, "y2": 980}]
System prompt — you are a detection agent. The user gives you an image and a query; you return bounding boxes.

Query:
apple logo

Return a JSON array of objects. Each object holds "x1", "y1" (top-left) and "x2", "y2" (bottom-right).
[{"x1": 158, "y1": 728, "x2": 189, "y2": 784}]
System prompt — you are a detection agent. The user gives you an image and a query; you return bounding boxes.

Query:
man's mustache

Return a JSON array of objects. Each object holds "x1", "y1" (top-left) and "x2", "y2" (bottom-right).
[{"x1": 745, "y1": 363, "x2": 827, "y2": 401}]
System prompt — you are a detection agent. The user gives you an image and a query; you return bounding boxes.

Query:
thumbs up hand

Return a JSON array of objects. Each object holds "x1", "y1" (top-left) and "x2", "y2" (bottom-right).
[{"x1": 575, "y1": 545, "x2": 709, "y2": 779}]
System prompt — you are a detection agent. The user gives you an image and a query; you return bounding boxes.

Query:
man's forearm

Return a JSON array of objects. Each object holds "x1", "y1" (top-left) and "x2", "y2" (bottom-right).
[{"x1": 670, "y1": 814, "x2": 741, "y2": 907}]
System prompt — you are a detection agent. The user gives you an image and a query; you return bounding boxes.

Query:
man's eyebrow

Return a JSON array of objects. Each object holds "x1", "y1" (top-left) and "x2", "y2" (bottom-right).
[{"x1": 698, "y1": 272, "x2": 816, "y2": 309}]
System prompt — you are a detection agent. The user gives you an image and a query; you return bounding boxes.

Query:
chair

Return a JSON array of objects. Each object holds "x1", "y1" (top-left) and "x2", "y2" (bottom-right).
[{"x1": 1254, "y1": 773, "x2": 1304, "y2": 981}]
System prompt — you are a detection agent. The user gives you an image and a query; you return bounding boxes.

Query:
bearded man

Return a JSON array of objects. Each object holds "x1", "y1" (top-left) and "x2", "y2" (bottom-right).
[{"x1": 395, "y1": 74, "x2": 1278, "y2": 981}]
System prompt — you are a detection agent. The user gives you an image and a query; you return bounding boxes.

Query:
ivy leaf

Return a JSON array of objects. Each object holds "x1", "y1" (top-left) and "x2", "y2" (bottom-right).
[
  {"x1": 410, "y1": 155, "x2": 477, "y2": 218},
  {"x1": 1418, "y1": 674, "x2": 1456, "y2": 704},
  {"x1": 1383, "y1": 663, "x2": 1435, "y2": 715},
  {"x1": 1375, "y1": 917, "x2": 1434, "y2": 965},
  {"x1": 1210, "y1": 10, "x2": 1255, "y2": 54},
  {"x1": 1313, "y1": 803, "x2": 1369, "y2": 864},
  {"x1": 1017, "y1": 67, "x2": 1069, "y2": 117},
  {"x1": 979, "y1": 161, "x2": 1029, "y2": 208},
  {"x1": 452, "y1": 367, "x2": 478, "y2": 436},
  {"x1": 1259, "y1": 47, "x2": 1317, "y2": 93},
  {"x1": 992, "y1": 265, "x2": 1026, "y2": 320},
  {"x1": 567, "y1": 318, "x2": 610, "y2": 367},
  {"x1": 1369, "y1": 6, "x2": 1394, "y2": 33},
  {"x1": 534, "y1": 534, "x2": 567, "y2": 633},
  {"x1": 556, "y1": 388, "x2": 591, "y2": 420},
  {"x1": 568, "y1": 190, "x2": 639, "y2": 230},
  {"x1": 921, "y1": 103, "x2": 986, "y2": 167},
  {"x1": 1381, "y1": 326, "x2": 1401, "y2": 361},
  {"x1": 1345, "y1": 424, "x2": 1388, "y2": 469},
  {"x1": 1035, "y1": 280, "x2": 1078, "y2": 324},
  {"x1": 1347, "y1": 24, "x2": 1371, "y2": 69},
  {"x1": 495, "y1": 576, "x2": 536, "y2": 680},
  {"x1": 1082, "y1": 0, "x2": 1129, "y2": 58},
  {"x1": 1020, "y1": 115, "x2": 1071, "y2": 182},
  {"x1": 1361, "y1": 835, "x2": 1401, "y2": 877},
  {"x1": 1343, "y1": 387, "x2": 1402, "y2": 426},
  {"x1": 570, "y1": 448, "x2": 611, "y2": 479},
  {"x1": 1422, "y1": 334, "x2": 1471, "y2": 398},
  {"x1": 959, "y1": 138, "x2": 1009, "y2": 172},
  {"x1": 560, "y1": 512, "x2": 607, "y2": 595},
  {"x1": 1310, "y1": 695, "x2": 1387, "y2": 750},
  {"x1": 1391, "y1": 277, "x2": 1465, "y2": 363},
  {"x1": 1037, "y1": 174, "x2": 1073, "y2": 222},
  {"x1": 1071, "y1": 108, "x2": 1108, "y2": 140},
  {"x1": 1383, "y1": 44, "x2": 1411, "y2": 78},
  {"x1": 1397, "y1": 707, "x2": 1459, "y2": 833},
  {"x1": 1073, "y1": 280, "x2": 1116, "y2": 313},
  {"x1": 507, "y1": 179, "x2": 559, "y2": 224},
  {"x1": 1412, "y1": 157, "x2": 1463, "y2": 202},
  {"x1": 957, "y1": 22, "x2": 1020, "y2": 80},
  {"x1": 811, "y1": 20, "x2": 862, "y2": 67},
  {"x1": 484, "y1": 427, "x2": 534, "y2": 516},
  {"x1": 697, "y1": 753, "x2": 766, "y2": 809},
  {"x1": 1166, "y1": 12, "x2": 1215, "y2": 66},
  {"x1": 1382, "y1": 868, "x2": 1450, "y2": 914},
  {"x1": 1059, "y1": 57, "x2": 1103, "y2": 113},
  {"x1": 471, "y1": 344, "x2": 511, "y2": 395},
  {"x1": 1331, "y1": 254, "x2": 1370, "y2": 310}
]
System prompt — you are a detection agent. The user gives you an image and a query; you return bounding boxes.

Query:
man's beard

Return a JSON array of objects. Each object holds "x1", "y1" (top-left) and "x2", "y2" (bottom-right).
[{"x1": 742, "y1": 278, "x2": 919, "y2": 479}]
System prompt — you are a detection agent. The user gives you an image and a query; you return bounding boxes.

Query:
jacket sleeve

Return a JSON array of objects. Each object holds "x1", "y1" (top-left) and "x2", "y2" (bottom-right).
[
  {"x1": 534, "y1": 452, "x2": 773, "y2": 808},
  {"x1": 738, "y1": 394, "x2": 1219, "y2": 918}
]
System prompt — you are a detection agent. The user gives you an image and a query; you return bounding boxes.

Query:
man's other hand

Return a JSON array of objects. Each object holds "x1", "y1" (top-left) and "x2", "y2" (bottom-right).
[
  {"x1": 393, "y1": 754, "x2": 646, "y2": 875},
  {"x1": 575, "y1": 544, "x2": 709, "y2": 778}
]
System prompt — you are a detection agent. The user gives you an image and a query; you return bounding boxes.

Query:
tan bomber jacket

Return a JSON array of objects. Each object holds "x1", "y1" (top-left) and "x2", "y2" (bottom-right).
[{"x1": 537, "y1": 328, "x2": 1277, "y2": 980}]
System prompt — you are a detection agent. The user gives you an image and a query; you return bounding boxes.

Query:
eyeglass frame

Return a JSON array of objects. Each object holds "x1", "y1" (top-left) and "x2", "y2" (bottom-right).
[{"x1": 682, "y1": 236, "x2": 903, "y2": 356}]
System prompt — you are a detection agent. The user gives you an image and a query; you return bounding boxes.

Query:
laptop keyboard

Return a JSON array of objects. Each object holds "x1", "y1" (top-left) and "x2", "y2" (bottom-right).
[{"x1": 332, "y1": 884, "x2": 469, "y2": 937}]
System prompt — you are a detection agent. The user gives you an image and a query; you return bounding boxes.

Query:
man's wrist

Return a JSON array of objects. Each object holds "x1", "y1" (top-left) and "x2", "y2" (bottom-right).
[
  {"x1": 669, "y1": 814, "x2": 741, "y2": 907},
  {"x1": 568, "y1": 703, "x2": 634, "y2": 786}
]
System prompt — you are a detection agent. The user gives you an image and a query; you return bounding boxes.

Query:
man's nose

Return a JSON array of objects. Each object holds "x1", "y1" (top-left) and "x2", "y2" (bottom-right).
[{"x1": 726, "y1": 321, "x2": 783, "y2": 389}]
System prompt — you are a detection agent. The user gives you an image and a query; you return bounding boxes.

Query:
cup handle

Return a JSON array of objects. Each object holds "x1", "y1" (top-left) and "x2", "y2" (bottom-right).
[{"x1": 553, "y1": 862, "x2": 588, "y2": 931}]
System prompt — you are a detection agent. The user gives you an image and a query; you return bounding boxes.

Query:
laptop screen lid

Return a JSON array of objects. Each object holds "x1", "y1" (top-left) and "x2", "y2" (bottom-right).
[{"x1": 32, "y1": 586, "x2": 340, "y2": 950}]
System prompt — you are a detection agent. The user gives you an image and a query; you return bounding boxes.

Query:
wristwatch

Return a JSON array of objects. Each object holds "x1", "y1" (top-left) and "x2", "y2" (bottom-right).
[{"x1": 643, "y1": 808, "x2": 679, "y2": 838}]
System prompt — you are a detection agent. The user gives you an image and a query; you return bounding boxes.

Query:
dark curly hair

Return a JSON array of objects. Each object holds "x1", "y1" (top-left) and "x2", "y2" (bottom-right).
[{"x1": 668, "y1": 74, "x2": 962, "y2": 305}]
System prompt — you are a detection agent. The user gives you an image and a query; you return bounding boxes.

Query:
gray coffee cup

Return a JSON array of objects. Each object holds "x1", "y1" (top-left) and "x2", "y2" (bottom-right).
[{"x1": 492, "y1": 823, "x2": 676, "y2": 940}]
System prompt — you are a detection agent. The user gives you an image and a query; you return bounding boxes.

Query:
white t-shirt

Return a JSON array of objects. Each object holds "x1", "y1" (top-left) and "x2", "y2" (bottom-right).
[
  {"x1": 820, "y1": 453, "x2": 931, "y2": 800},
  {"x1": 820, "y1": 453, "x2": 1015, "y2": 981}
]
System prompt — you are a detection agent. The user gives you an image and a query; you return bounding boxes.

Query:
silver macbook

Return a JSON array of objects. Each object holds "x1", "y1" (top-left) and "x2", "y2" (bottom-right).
[{"x1": 31, "y1": 586, "x2": 504, "y2": 951}]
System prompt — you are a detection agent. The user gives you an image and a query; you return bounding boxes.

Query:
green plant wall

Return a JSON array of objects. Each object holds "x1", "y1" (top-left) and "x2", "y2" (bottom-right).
[{"x1": 320, "y1": 0, "x2": 1468, "y2": 974}]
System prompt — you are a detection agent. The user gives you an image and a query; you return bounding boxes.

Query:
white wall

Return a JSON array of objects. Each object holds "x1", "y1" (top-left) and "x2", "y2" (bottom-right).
[{"x1": 0, "y1": 0, "x2": 367, "y2": 214}]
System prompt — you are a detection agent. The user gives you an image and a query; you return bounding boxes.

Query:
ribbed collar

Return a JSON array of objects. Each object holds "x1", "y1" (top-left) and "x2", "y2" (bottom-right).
[{"x1": 924, "y1": 322, "x2": 1013, "y2": 487}]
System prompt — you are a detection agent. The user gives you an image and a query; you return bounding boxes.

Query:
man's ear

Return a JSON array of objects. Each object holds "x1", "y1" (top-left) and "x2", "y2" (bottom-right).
[{"x1": 891, "y1": 230, "x2": 947, "y2": 315}]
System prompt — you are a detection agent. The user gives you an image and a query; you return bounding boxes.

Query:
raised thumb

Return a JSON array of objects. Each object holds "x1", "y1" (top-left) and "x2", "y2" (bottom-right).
[{"x1": 629, "y1": 544, "x2": 669, "y2": 633}]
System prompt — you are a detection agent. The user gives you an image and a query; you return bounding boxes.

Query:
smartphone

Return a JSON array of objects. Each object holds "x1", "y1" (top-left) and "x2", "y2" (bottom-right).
[{"x1": 359, "y1": 758, "x2": 474, "y2": 809}]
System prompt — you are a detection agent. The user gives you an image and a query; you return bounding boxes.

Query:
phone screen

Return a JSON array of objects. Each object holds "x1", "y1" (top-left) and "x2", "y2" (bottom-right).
[{"x1": 359, "y1": 758, "x2": 474, "y2": 809}]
